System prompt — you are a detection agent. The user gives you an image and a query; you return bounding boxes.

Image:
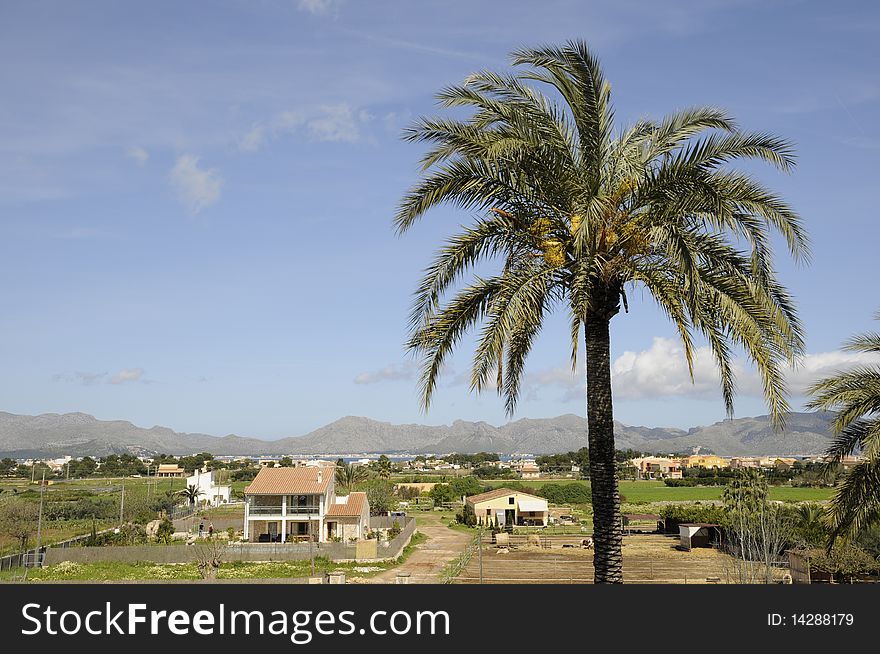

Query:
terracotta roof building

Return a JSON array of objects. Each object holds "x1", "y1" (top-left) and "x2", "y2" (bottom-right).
[{"x1": 243, "y1": 466, "x2": 370, "y2": 543}]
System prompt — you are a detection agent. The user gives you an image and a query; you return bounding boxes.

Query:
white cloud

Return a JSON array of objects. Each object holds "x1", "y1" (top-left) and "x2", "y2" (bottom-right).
[
  {"x1": 306, "y1": 104, "x2": 364, "y2": 143},
  {"x1": 354, "y1": 362, "x2": 418, "y2": 385},
  {"x1": 169, "y1": 154, "x2": 221, "y2": 214},
  {"x1": 110, "y1": 368, "x2": 145, "y2": 385},
  {"x1": 297, "y1": 0, "x2": 339, "y2": 16},
  {"x1": 238, "y1": 125, "x2": 267, "y2": 152},
  {"x1": 238, "y1": 104, "x2": 372, "y2": 152},
  {"x1": 126, "y1": 146, "x2": 149, "y2": 164},
  {"x1": 515, "y1": 337, "x2": 880, "y2": 403}
]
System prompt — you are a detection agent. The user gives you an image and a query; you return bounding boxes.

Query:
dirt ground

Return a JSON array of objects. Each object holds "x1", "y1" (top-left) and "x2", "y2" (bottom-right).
[
  {"x1": 360, "y1": 513, "x2": 472, "y2": 584},
  {"x1": 455, "y1": 534, "x2": 756, "y2": 584}
]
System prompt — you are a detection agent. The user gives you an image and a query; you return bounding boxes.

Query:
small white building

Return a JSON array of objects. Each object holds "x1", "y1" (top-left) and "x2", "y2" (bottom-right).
[{"x1": 186, "y1": 469, "x2": 232, "y2": 506}]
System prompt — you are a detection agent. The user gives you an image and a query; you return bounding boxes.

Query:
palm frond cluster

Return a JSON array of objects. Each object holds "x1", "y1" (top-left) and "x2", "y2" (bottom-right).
[
  {"x1": 808, "y1": 312, "x2": 880, "y2": 541},
  {"x1": 396, "y1": 40, "x2": 808, "y2": 420}
]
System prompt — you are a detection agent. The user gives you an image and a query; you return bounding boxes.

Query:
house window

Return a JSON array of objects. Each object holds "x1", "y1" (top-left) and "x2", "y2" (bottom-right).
[
  {"x1": 508, "y1": 497, "x2": 514, "y2": 505},
  {"x1": 486, "y1": 509, "x2": 491, "y2": 516}
]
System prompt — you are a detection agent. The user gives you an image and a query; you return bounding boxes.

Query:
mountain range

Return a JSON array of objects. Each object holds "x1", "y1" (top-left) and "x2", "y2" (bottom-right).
[{"x1": 0, "y1": 410, "x2": 836, "y2": 458}]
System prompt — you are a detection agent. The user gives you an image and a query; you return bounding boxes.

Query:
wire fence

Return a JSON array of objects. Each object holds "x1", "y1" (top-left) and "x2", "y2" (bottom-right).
[{"x1": 440, "y1": 532, "x2": 481, "y2": 584}]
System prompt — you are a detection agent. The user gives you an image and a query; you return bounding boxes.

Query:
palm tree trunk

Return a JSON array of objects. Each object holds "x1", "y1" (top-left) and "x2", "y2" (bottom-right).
[{"x1": 585, "y1": 316, "x2": 623, "y2": 583}]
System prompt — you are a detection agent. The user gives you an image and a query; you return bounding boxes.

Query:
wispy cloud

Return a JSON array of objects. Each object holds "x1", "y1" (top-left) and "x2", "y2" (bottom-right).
[
  {"x1": 52, "y1": 367, "x2": 155, "y2": 386},
  {"x1": 239, "y1": 104, "x2": 372, "y2": 152},
  {"x1": 51, "y1": 371, "x2": 108, "y2": 386},
  {"x1": 126, "y1": 146, "x2": 149, "y2": 165},
  {"x1": 354, "y1": 362, "x2": 418, "y2": 385},
  {"x1": 110, "y1": 368, "x2": 145, "y2": 385},
  {"x1": 307, "y1": 104, "x2": 372, "y2": 143},
  {"x1": 169, "y1": 154, "x2": 221, "y2": 214},
  {"x1": 297, "y1": 0, "x2": 340, "y2": 16}
]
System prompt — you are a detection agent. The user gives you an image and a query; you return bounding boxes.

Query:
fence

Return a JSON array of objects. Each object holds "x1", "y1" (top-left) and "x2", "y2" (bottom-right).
[
  {"x1": 440, "y1": 531, "x2": 481, "y2": 584},
  {"x1": 0, "y1": 525, "x2": 119, "y2": 571}
]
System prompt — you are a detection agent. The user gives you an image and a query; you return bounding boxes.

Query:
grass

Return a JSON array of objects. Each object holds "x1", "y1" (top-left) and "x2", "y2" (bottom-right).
[
  {"x1": 0, "y1": 476, "x2": 201, "y2": 555},
  {"x1": 479, "y1": 479, "x2": 835, "y2": 503}
]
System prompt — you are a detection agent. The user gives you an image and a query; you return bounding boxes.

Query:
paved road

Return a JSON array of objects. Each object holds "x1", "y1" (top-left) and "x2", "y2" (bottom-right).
[{"x1": 366, "y1": 520, "x2": 472, "y2": 584}]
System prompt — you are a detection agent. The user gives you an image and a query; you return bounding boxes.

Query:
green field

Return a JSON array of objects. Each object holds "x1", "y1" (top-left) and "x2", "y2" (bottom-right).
[
  {"x1": 0, "y1": 477, "x2": 188, "y2": 555},
  {"x1": 481, "y1": 479, "x2": 835, "y2": 503}
]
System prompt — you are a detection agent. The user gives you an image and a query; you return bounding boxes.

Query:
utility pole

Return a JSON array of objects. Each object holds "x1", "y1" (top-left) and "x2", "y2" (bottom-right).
[
  {"x1": 25, "y1": 469, "x2": 47, "y2": 580},
  {"x1": 478, "y1": 525, "x2": 483, "y2": 584},
  {"x1": 309, "y1": 520, "x2": 315, "y2": 576},
  {"x1": 119, "y1": 481, "x2": 125, "y2": 526}
]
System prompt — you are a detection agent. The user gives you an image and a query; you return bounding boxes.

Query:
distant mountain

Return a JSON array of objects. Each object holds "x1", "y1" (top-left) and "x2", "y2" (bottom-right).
[{"x1": 0, "y1": 410, "x2": 836, "y2": 458}]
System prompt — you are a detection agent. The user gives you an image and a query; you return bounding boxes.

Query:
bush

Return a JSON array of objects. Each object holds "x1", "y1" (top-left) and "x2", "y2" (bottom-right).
[
  {"x1": 455, "y1": 503, "x2": 478, "y2": 527},
  {"x1": 809, "y1": 545, "x2": 880, "y2": 581},
  {"x1": 664, "y1": 477, "x2": 729, "y2": 487},
  {"x1": 659, "y1": 503, "x2": 728, "y2": 532},
  {"x1": 156, "y1": 517, "x2": 175, "y2": 544},
  {"x1": 537, "y1": 483, "x2": 591, "y2": 505}
]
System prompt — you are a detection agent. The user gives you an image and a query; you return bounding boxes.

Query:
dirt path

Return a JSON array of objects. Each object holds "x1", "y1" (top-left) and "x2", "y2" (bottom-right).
[{"x1": 365, "y1": 518, "x2": 472, "y2": 584}]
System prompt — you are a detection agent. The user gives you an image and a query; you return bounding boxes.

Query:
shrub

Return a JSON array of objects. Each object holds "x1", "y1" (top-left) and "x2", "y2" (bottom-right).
[
  {"x1": 537, "y1": 483, "x2": 591, "y2": 505},
  {"x1": 659, "y1": 503, "x2": 728, "y2": 532},
  {"x1": 155, "y1": 517, "x2": 175, "y2": 544}
]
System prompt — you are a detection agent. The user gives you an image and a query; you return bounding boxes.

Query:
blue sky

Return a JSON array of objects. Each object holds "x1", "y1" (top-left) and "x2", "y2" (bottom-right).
[{"x1": 1, "y1": 0, "x2": 878, "y2": 439}]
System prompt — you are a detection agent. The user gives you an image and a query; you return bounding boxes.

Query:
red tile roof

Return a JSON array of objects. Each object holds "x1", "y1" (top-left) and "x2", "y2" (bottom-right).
[
  {"x1": 326, "y1": 492, "x2": 367, "y2": 517},
  {"x1": 244, "y1": 466, "x2": 334, "y2": 495}
]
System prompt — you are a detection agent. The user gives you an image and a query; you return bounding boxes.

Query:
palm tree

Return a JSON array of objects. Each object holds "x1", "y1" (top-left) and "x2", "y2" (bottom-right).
[
  {"x1": 807, "y1": 311, "x2": 880, "y2": 544},
  {"x1": 395, "y1": 41, "x2": 807, "y2": 583},
  {"x1": 335, "y1": 462, "x2": 370, "y2": 493},
  {"x1": 179, "y1": 484, "x2": 203, "y2": 507}
]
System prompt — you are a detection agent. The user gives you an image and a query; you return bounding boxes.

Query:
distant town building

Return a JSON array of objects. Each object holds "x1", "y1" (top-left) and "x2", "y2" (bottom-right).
[
  {"x1": 630, "y1": 456, "x2": 683, "y2": 480},
  {"x1": 683, "y1": 455, "x2": 728, "y2": 470},
  {"x1": 156, "y1": 464, "x2": 186, "y2": 478}
]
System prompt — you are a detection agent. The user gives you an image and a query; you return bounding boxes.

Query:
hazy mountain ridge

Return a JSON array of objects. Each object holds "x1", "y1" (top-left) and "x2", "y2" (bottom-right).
[{"x1": 0, "y1": 410, "x2": 835, "y2": 457}]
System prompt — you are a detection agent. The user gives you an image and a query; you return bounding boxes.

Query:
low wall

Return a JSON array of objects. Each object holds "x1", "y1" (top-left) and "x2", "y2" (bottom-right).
[
  {"x1": 43, "y1": 517, "x2": 417, "y2": 566},
  {"x1": 44, "y1": 542, "x2": 356, "y2": 566}
]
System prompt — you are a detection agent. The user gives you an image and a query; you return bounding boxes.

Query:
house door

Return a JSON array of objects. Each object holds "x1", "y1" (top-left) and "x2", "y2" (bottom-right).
[{"x1": 268, "y1": 522, "x2": 278, "y2": 539}]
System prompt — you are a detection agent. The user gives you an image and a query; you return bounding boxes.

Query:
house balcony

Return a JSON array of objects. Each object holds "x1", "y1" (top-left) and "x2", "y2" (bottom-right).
[{"x1": 247, "y1": 505, "x2": 321, "y2": 517}]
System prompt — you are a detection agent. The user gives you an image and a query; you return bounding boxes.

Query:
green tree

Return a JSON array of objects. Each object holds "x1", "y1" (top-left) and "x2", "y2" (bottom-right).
[
  {"x1": 156, "y1": 516, "x2": 175, "y2": 544},
  {"x1": 335, "y1": 462, "x2": 370, "y2": 493},
  {"x1": 178, "y1": 484, "x2": 203, "y2": 507},
  {"x1": 0, "y1": 496, "x2": 40, "y2": 552},
  {"x1": 723, "y1": 469, "x2": 791, "y2": 583},
  {"x1": 372, "y1": 455, "x2": 393, "y2": 480},
  {"x1": 396, "y1": 41, "x2": 806, "y2": 582},
  {"x1": 807, "y1": 311, "x2": 880, "y2": 543},
  {"x1": 0, "y1": 458, "x2": 16, "y2": 477},
  {"x1": 429, "y1": 483, "x2": 456, "y2": 505},
  {"x1": 362, "y1": 479, "x2": 394, "y2": 515},
  {"x1": 448, "y1": 476, "x2": 485, "y2": 498}
]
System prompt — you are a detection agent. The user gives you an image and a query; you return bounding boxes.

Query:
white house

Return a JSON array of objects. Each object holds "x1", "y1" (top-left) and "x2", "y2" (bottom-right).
[{"x1": 186, "y1": 469, "x2": 232, "y2": 507}]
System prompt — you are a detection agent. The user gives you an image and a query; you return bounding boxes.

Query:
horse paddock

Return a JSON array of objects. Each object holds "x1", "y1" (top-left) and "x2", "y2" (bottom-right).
[{"x1": 454, "y1": 534, "x2": 743, "y2": 584}]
